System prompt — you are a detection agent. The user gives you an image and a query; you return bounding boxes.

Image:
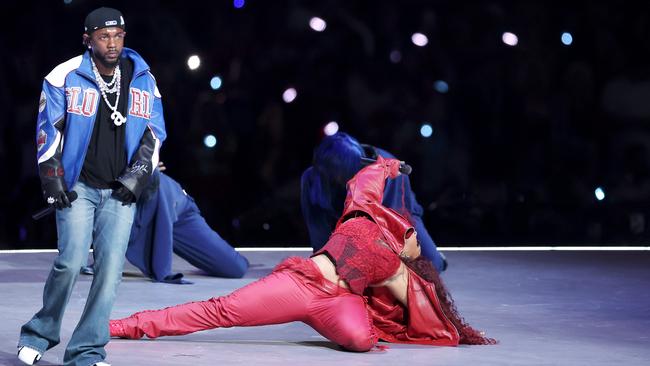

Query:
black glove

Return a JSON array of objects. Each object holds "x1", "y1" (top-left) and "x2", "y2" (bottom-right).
[
  {"x1": 42, "y1": 181, "x2": 72, "y2": 210},
  {"x1": 112, "y1": 184, "x2": 136, "y2": 205}
]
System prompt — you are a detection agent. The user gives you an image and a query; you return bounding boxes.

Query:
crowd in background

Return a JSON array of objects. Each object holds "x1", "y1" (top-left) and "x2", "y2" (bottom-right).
[{"x1": 2, "y1": 0, "x2": 650, "y2": 248}]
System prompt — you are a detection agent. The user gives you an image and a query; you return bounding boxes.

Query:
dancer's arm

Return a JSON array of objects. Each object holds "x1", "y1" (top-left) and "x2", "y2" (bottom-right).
[{"x1": 343, "y1": 156, "x2": 401, "y2": 210}]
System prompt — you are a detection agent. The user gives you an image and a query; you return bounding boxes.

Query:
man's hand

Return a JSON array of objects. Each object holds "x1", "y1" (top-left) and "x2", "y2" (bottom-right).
[
  {"x1": 157, "y1": 161, "x2": 166, "y2": 172},
  {"x1": 112, "y1": 184, "x2": 135, "y2": 205},
  {"x1": 43, "y1": 189, "x2": 72, "y2": 210},
  {"x1": 42, "y1": 179, "x2": 72, "y2": 210}
]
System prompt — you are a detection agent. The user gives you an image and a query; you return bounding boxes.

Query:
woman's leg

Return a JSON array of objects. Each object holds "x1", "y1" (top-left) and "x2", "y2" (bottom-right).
[
  {"x1": 112, "y1": 270, "x2": 311, "y2": 339},
  {"x1": 112, "y1": 259, "x2": 378, "y2": 351},
  {"x1": 306, "y1": 292, "x2": 377, "y2": 352}
]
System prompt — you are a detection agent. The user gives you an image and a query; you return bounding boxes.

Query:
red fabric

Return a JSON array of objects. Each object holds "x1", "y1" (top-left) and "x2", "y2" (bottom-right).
[
  {"x1": 334, "y1": 157, "x2": 462, "y2": 346},
  {"x1": 111, "y1": 257, "x2": 378, "y2": 352},
  {"x1": 111, "y1": 158, "x2": 493, "y2": 349},
  {"x1": 403, "y1": 257, "x2": 497, "y2": 345},
  {"x1": 366, "y1": 271, "x2": 459, "y2": 346},
  {"x1": 315, "y1": 217, "x2": 401, "y2": 295},
  {"x1": 338, "y1": 156, "x2": 414, "y2": 255}
]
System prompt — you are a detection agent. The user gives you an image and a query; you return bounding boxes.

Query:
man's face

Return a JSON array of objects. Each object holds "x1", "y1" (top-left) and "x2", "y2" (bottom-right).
[{"x1": 86, "y1": 27, "x2": 126, "y2": 68}]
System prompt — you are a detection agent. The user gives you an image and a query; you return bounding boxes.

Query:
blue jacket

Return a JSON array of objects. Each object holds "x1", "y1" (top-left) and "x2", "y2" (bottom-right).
[
  {"x1": 36, "y1": 48, "x2": 166, "y2": 197},
  {"x1": 126, "y1": 172, "x2": 187, "y2": 283}
]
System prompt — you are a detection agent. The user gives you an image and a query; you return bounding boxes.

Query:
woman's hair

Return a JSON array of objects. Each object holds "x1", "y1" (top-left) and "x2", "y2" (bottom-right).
[
  {"x1": 403, "y1": 257, "x2": 498, "y2": 345},
  {"x1": 306, "y1": 132, "x2": 365, "y2": 213}
]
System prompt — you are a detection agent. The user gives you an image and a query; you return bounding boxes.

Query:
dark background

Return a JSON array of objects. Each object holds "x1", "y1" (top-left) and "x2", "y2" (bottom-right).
[{"x1": 2, "y1": 0, "x2": 650, "y2": 248}]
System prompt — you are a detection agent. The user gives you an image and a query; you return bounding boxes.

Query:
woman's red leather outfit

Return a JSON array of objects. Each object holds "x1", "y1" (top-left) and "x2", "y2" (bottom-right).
[{"x1": 110, "y1": 157, "x2": 482, "y2": 351}]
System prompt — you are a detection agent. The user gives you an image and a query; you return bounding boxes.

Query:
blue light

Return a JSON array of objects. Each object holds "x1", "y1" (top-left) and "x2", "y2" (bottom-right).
[
  {"x1": 204, "y1": 134, "x2": 217, "y2": 148},
  {"x1": 595, "y1": 187, "x2": 605, "y2": 201},
  {"x1": 233, "y1": 0, "x2": 245, "y2": 9},
  {"x1": 420, "y1": 124, "x2": 433, "y2": 138},
  {"x1": 389, "y1": 50, "x2": 402, "y2": 63},
  {"x1": 433, "y1": 80, "x2": 449, "y2": 94},
  {"x1": 561, "y1": 32, "x2": 573, "y2": 46},
  {"x1": 210, "y1": 76, "x2": 222, "y2": 90},
  {"x1": 63, "y1": 0, "x2": 72, "y2": 4}
]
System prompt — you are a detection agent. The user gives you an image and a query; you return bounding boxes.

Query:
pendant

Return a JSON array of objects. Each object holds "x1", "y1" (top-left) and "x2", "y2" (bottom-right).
[{"x1": 111, "y1": 111, "x2": 126, "y2": 126}]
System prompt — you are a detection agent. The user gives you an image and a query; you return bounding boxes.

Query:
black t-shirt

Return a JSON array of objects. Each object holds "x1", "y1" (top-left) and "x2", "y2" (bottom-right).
[{"x1": 79, "y1": 57, "x2": 134, "y2": 189}]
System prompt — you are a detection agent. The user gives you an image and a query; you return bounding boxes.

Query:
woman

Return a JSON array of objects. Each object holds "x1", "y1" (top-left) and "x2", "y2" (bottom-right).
[
  {"x1": 110, "y1": 157, "x2": 495, "y2": 351},
  {"x1": 301, "y1": 132, "x2": 447, "y2": 272}
]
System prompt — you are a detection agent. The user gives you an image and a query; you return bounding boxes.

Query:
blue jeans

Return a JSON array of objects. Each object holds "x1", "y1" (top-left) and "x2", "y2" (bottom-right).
[{"x1": 19, "y1": 181, "x2": 135, "y2": 366}]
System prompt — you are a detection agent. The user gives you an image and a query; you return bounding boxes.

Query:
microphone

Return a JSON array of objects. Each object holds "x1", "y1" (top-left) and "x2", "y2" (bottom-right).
[
  {"x1": 360, "y1": 157, "x2": 412, "y2": 175},
  {"x1": 32, "y1": 191, "x2": 78, "y2": 220}
]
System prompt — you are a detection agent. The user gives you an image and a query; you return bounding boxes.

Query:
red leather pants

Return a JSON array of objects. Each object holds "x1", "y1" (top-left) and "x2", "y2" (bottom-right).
[{"x1": 111, "y1": 257, "x2": 377, "y2": 352}]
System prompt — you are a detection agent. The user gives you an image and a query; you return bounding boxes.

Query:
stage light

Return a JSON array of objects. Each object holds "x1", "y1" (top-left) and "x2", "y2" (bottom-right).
[
  {"x1": 561, "y1": 32, "x2": 573, "y2": 46},
  {"x1": 309, "y1": 17, "x2": 327, "y2": 32},
  {"x1": 433, "y1": 80, "x2": 449, "y2": 93},
  {"x1": 187, "y1": 55, "x2": 201, "y2": 70},
  {"x1": 411, "y1": 33, "x2": 428, "y2": 47},
  {"x1": 390, "y1": 50, "x2": 402, "y2": 63},
  {"x1": 324, "y1": 121, "x2": 339, "y2": 136},
  {"x1": 263, "y1": 223, "x2": 271, "y2": 230},
  {"x1": 210, "y1": 76, "x2": 222, "y2": 90},
  {"x1": 420, "y1": 124, "x2": 433, "y2": 138},
  {"x1": 595, "y1": 187, "x2": 605, "y2": 201},
  {"x1": 233, "y1": 0, "x2": 245, "y2": 9},
  {"x1": 63, "y1": 0, "x2": 72, "y2": 4},
  {"x1": 282, "y1": 88, "x2": 297, "y2": 103},
  {"x1": 204, "y1": 134, "x2": 217, "y2": 148},
  {"x1": 502, "y1": 32, "x2": 518, "y2": 46}
]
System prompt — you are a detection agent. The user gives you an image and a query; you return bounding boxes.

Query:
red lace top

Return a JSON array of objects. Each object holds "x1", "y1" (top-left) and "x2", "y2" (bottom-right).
[{"x1": 315, "y1": 217, "x2": 401, "y2": 295}]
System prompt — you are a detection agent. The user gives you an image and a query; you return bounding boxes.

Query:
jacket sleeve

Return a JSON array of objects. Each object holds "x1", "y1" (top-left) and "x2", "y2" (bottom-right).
[
  {"x1": 116, "y1": 83, "x2": 166, "y2": 200},
  {"x1": 365, "y1": 270, "x2": 460, "y2": 346},
  {"x1": 343, "y1": 156, "x2": 401, "y2": 212},
  {"x1": 36, "y1": 80, "x2": 67, "y2": 196}
]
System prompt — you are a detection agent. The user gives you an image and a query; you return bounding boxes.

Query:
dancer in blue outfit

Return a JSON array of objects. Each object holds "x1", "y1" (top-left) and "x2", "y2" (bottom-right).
[
  {"x1": 84, "y1": 163, "x2": 249, "y2": 283},
  {"x1": 301, "y1": 132, "x2": 447, "y2": 272},
  {"x1": 127, "y1": 165, "x2": 249, "y2": 282}
]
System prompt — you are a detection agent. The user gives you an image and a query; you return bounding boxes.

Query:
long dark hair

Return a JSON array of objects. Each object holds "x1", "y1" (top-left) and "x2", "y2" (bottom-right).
[{"x1": 403, "y1": 257, "x2": 498, "y2": 345}]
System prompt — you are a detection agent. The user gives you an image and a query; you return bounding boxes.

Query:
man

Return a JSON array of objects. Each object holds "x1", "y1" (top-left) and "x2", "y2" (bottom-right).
[
  {"x1": 301, "y1": 132, "x2": 447, "y2": 272},
  {"x1": 18, "y1": 7, "x2": 166, "y2": 366}
]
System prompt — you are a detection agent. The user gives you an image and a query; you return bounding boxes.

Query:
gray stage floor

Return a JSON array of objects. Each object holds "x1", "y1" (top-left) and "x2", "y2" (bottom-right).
[{"x1": 1, "y1": 249, "x2": 649, "y2": 366}]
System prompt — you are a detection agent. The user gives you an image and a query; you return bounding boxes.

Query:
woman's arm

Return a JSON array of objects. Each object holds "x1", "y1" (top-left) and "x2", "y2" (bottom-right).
[{"x1": 343, "y1": 156, "x2": 402, "y2": 212}]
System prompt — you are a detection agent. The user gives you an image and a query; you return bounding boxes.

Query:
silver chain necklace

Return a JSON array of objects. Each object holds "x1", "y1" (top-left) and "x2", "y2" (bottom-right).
[{"x1": 91, "y1": 58, "x2": 126, "y2": 126}]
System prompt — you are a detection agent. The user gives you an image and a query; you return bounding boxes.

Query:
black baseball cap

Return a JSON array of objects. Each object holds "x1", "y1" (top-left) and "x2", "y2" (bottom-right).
[{"x1": 84, "y1": 7, "x2": 125, "y2": 34}]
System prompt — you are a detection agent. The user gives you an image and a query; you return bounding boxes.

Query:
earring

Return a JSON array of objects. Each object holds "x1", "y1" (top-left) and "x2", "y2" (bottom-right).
[{"x1": 399, "y1": 251, "x2": 411, "y2": 261}]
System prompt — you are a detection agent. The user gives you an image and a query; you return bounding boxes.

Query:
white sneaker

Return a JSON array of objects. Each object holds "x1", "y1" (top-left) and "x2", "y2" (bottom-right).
[
  {"x1": 17, "y1": 346, "x2": 42, "y2": 365},
  {"x1": 94, "y1": 362, "x2": 111, "y2": 366}
]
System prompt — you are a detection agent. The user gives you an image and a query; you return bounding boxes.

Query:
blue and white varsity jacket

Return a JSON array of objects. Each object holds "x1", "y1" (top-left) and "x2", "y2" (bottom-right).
[{"x1": 36, "y1": 48, "x2": 166, "y2": 199}]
